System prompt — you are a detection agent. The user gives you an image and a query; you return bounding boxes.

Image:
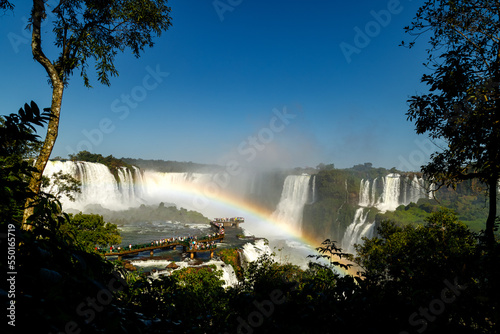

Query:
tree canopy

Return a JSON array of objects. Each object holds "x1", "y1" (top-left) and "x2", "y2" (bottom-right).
[
  {"x1": 21, "y1": 0, "x2": 172, "y2": 228},
  {"x1": 0, "y1": 0, "x2": 13, "y2": 11},
  {"x1": 33, "y1": 0, "x2": 173, "y2": 87},
  {"x1": 61, "y1": 213, "x2": 122, "y2": 252},
  {"x1": 404, "y1": 0, "x2": 500, "y2": 244},
  {"x1": 2, "y1": 104, "x2": 499, "y2": 334}
]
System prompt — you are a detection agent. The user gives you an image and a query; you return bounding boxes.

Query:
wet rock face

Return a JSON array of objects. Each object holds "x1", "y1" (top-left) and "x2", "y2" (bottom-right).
[
  {"x1": 166, "y1": 262, "x2": 179, "y2": 269},
  {"x1": 122, "y1": 260, "x2": 137, "y2": 271}
]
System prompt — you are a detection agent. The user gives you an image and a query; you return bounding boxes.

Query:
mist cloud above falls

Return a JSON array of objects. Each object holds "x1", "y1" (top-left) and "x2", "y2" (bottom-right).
[{"x1": 216, "y1": 107, "x2": 325, "y2": 172}]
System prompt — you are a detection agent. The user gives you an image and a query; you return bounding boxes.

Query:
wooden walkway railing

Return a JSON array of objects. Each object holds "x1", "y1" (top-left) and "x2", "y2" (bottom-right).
[{"x1": 103, "y1": 235, "x2": 224, "y2": 260}]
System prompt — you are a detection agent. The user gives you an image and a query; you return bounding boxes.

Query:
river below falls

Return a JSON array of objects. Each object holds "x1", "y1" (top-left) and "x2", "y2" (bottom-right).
[{"x1": 111, "y1": 220, "x2": 325, "y2": 282}]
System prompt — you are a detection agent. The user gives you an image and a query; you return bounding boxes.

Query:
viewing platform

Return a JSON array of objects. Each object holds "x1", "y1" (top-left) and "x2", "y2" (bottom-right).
[
  {"x1": 211, "y1": 217, "x2": 244, "y2": 228},
  {"x1": 102, "y1": 221, "x2": 228, "y2": 260},
  {"x1": 103, "y1": 235, "x2": 224, "y2": 260}
]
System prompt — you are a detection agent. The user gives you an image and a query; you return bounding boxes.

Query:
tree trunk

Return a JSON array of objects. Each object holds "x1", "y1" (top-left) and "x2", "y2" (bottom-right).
[
  {"x1": 22, "y1": 0, "x2": 64, "y2": 230},
  {"x1": 21, "y1": 86, "x2": 64, "y2": 229},
  {"x1": 485, "y1": 177, "x2": 498, "y2": 246}
]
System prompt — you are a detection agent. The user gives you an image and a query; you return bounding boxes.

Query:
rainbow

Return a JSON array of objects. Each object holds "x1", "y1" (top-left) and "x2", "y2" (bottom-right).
[
  {"x1": 45, "y1": 160, "x2": 356, "y2": 276},
  {"x1": 144, "y1": 178, "x2": 355, "y2": 276}
]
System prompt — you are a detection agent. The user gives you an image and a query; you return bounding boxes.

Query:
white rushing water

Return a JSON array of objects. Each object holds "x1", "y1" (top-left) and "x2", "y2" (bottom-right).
[
  {"x1": 43, "y1": 161, "x2": 217, "y2": 212},
  {"x1": 132, "y1": 259, "x2": 240, "y2": 288},
  {"x1": 43, "y1": 161, "x2": 141, "y2": 210},
  {"x1": 358, "y1": 179, "x2": 372, "y2": 207},
  {"x1": 241, "y1": 239, "x2": 273, "y2": 264},
  {"x1": 311, "y1": 175, "x2": 317, "y2": 204},
  {"x1": 44, "y1": 161, "x2": 430, "y2": 265},
  {"x1": 341, "y1": 208, "x2": 374, "y2": 254},
  {"x1": 341, "y1": 173, "x2": 429, "y2": 254},
  {"x1": 270, "y1": 175, "x2": 311, "y2": 233},
  {"x1": 377, "y1": 173, "x2": 401, "y2": 213}
]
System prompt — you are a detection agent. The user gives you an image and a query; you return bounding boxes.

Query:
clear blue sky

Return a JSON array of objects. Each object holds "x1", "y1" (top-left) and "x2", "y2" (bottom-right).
[{"x1": 1, "y1": 0, "x2": 433, "y2": 170}]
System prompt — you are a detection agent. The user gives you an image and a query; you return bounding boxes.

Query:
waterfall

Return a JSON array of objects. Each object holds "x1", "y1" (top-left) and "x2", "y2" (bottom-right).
[
  {"x1": 402, "y1": 177, "x2": 408, "y2": 205},
  {"x1": 311, "y1": 175, "x2": 317, "y2": 204},
  {"x1": 241, "y1": 239, "x2": 273, "y2": 264},
  {"x1": 43, "y1": 161, "x2": 142, "y2": 211},
  {"x1": 341, "y1": 208, "x2": 374, "y2": 254},
  {"x1": 408, "y1": 175, "x2": 426, "y2": 204},
  {"x1": 371, "y1": 178, "x2": 378, "y2": 206},
  {"x1": 376, "y1": 173, "x2": 401, "y2": 213},
  {"x1": 132, "y1": 166, "x2": 146, "y2": 199},
  {"x1": 43, "y1": 161, "x2": 286, "y2": 219},
  {"x1": 42, "y1": 161, "x2": 217, "y2": 212},
  {"x1": 341, "y1": 173, "x2": 429, "y2": 254},
  {"x1": 359, "y1": 179, "x2": 371, "y2": 207},
  {"x1": 117, "y1": 167, "x2": 135, "y2": 204},
  {"x1": 429, "y1": 182, "x2": 437, "y2": 199},
  {"x1": 271, "y1": 175, "x2": 311, "y2": 233}
]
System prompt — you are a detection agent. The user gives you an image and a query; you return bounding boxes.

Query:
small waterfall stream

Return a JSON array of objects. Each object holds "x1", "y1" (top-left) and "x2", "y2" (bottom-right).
[{"x1": 341, "y1": 174, "x2": 428, "y2": 254}]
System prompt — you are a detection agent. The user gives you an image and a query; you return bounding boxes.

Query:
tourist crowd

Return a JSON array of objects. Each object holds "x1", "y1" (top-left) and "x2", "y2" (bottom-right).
[{"x1": 99, "y1": 222, "x2": 225, "y2": 254}]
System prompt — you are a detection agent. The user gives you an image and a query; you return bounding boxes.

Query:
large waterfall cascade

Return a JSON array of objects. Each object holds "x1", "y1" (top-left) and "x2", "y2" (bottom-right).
[
  {"x1": 44, "y1": 161, "x2": 145, "y2": 211},
  {"x1": 341, "y1": 174, "x2": 429, "y2": 254},
  {"x1": 43, "y1": 161, "x2": 307, "y2": 218},
  {"x1": 43, "y1": 161, "x2": 218, "y2": 212},
  {"x1": 44, "y1": 161, "x2": 429, "y2": 256},
  {"x1": 357, "y1": 174, "x2": 428, "y2": 213},
  {"x1": 271, "y1": 175, "x2": 312, "y2": 233}
]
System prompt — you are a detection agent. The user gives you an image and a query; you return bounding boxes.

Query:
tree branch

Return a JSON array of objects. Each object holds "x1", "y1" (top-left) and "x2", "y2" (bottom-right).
[
  {"x1": 447, "y1": 22, "x2": 490, "y2": 69},
  {"x1": 32, "y1": 0, "x2": 61, "y2": 86}
]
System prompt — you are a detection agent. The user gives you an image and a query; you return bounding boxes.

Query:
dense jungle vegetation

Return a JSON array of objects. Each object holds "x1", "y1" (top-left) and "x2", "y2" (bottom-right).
[
  {"x1": 2, "y1": 102, "x2": 500, "y2": 334},
  {"x1": 3, "y1": 1, "x2": 500, "y2": 332}
]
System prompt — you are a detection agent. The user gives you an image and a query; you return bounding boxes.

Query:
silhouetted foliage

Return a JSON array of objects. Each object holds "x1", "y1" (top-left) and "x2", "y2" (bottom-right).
[
  {"x1": 405, "y1": 0, "x2": 500, "y2": 244},
  {"x1": 0, "y1": 0, "x2": 13, "y2": 11},
  {"x1": 0, "y1": 101, "x2": 50, "y2": 223},
  {"x1": 309, "y1": 239, "x2": 353, "y2": 272},
  {"x1": 1, "y1": 103, "x2": 142, "y2": 333}
]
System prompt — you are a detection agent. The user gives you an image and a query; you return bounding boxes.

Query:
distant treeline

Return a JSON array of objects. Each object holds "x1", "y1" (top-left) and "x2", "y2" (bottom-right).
[
  {"x1": 83, "y1": 202, "x2": 210, "y2": 225},
  {"x1": 57, "y1": 151, "x2": 401, "y2": 177},
  {"x1": 53, "y1": 151, "x2": 132, "y2": 171},
  {"x1": 121, "y1": 157, "x2": 222, "y2": 173},
  {"x1": 53, "y1": 151, "x2": 492, "y2": 235}
]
